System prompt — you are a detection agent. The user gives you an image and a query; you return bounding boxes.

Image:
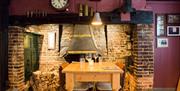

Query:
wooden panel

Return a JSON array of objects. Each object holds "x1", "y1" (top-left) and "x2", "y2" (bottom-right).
[{"x1": 75, "y1": 73, "x2": 111, "y2": 82}]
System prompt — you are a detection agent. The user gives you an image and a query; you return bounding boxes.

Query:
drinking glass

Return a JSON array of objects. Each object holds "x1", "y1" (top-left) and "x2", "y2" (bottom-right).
[
  {"x1": 85, "y1": 54, "x2": 92, "y2": 62},
  {"x1": 88, "y1": 59, "x2": 94, "y2": 70},
  {"x1": 93, "y1": 53, "x2": 98, "y2": 62},
  {"x1": 80, "y1": 57, "x2": 85, "y2": 69},
  {"x1": 98, "y1": 57, "x2": 103, "y2": 65}
]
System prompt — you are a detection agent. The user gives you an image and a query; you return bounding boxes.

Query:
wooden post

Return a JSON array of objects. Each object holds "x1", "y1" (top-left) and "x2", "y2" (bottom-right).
[{"x1": 0, "y1": 0, "x2": 9, "y2": 90}]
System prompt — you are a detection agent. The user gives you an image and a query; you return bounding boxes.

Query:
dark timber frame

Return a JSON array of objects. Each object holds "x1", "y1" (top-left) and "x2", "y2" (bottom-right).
[{"x1": 0, "y1": 0, "x2": 9, "y2": 90}]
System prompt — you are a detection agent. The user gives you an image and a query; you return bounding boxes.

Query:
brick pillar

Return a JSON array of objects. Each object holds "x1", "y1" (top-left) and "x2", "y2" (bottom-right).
[
  {"x1": 8, "y1": 26, "x2": 25, "y2": 90},
  {"x1": 132, "y1": 24, "x2": 154, "y2": 90}
]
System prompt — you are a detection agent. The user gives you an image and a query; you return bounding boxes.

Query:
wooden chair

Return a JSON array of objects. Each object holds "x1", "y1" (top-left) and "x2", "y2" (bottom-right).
[
  {"x1": 96, "y1": 61, "x2": 125, "y2": 91},
  {"x1": 59, "y1": 62, "x2": 69, "y2": 91},
  {"x1": 177, "y1": 76, "x2": 180, "y2": 91},
  {"x1": 73, "y1": 82, "x2": 92, "y2": 91},
  {"x1": 96, "y1": 82, "x2": 112, "y2": 91},
  {"x1": 116, "y1": 61, "x2": 125, "y2": 90}
]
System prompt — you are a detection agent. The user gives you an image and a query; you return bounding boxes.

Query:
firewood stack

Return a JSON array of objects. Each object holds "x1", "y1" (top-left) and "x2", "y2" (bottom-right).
[
  {"x1": 30, "y1": 67, "x2": 60, "y2": 91},
  {"x1": 124, "y1": 72, "x2": 136, "y2": 91}
]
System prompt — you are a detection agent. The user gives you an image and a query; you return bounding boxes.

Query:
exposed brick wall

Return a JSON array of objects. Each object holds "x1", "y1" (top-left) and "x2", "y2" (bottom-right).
[
  {"x1": 60, "y1": 24, "x2": 73, "y2": 48},
  {"x1": 132, "y1": 24, "x2": 154, "y2": 90},
  {"x1": 8, "y1": 26, "x2": 25, "y2": 90},
  {"x1": 106, "y1": 25, "x2": 131, "y2": 62},
  {"x1": 90, "y1": 26, "x2": 107, "y2": 55}
]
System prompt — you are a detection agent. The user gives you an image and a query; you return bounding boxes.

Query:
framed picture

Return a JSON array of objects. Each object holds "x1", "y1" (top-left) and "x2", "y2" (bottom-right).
[
  {"x1": 156, "y1": 14, "x2": 166, "y2": 36},
  {"x1": 167, "y1": 26, "x2": 180, "y2": 36},
  {"x1": 167, "y1": 14, "x2": 180, "y2": 24},
  {"x1": 157, "y1": 38, "x2": 168, "y2": 48},
  {"x1": 48, "y1": 31, "x2": 56, "y2": 49}
]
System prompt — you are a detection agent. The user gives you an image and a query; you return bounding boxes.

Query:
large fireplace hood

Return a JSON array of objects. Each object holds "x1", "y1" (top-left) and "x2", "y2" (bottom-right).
[{"x1": 67, "y1": 25, "x2": 98, "y2": 54}]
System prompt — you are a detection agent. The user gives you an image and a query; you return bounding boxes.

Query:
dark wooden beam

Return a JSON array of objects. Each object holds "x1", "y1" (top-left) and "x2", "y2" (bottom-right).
[
  {"x1": 9, "y1": 10, "x2": 153, "y2": 26},
  {"x1": 0, "y1": 0, "x2": 9, "y2": 90}
]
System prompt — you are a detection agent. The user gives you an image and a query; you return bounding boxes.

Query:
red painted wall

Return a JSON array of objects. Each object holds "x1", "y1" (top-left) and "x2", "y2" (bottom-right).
[
  {"x1": 9, "y1": 0, "x2": 147, "y2": 15},
  {"x1": 147, "y1": 1, "x2": 180, "y2": 88},
  {"x1": 9, "y1": 0, "x2": 123, "y2": 15}
]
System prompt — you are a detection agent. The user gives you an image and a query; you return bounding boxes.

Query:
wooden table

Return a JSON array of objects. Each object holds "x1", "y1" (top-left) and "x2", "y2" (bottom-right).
[{"x1": 62, "y1": 62, "x2": 123, "y2": 91}]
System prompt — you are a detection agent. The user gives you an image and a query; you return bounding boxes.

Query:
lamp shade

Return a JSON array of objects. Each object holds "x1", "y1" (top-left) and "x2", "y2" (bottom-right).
[{"x1": 91, "y1": 12, "x2": 102, "y2": 25}]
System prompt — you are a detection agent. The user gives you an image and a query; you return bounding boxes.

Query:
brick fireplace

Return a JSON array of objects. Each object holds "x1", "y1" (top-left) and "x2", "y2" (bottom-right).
[{"x1": 7, "y1": 24, "x2": 153, "y2": 91}]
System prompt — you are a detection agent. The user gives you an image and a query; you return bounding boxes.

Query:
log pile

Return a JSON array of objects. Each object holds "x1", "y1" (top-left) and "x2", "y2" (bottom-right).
[
  {"x1": 30, "y1": 69, "x2": 60, "y2": 91},
  {"x1": 124, "y1": 72, "x2": 136, "y2": 91}
]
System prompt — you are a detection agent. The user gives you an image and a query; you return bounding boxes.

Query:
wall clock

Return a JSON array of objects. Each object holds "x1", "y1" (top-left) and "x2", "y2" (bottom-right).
[{"x1": 50, "y1": 0, "x2": 69, "y2": 11}]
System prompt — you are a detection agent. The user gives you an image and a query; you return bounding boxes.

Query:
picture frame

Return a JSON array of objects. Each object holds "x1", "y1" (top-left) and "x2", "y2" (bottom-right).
[
  {"x1": 167, "y1": 26, "x2": 180, "y2": 36},
  {"x1": 167, "y1": 14, "x2": 180, "y2": 24},
  {"x1": 157, "y1": 38, "x2": 168, "y2": 48},
  {"x1": 48, "y1": 31, "x2": 56, "y2": 49},
  {"x1": 156, "y1": 14, "x2": 166, "y2": 36}
]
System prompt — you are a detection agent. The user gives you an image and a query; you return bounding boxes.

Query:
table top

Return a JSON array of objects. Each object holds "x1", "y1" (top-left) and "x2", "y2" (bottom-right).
[{"x1": 62, "y1": 62, "x2": 123, "y2": 73}]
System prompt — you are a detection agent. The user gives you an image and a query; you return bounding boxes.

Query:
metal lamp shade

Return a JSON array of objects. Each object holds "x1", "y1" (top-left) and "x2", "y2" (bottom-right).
[{"x1": 91, "y1": 12, "x2": 102, "y2": 25}]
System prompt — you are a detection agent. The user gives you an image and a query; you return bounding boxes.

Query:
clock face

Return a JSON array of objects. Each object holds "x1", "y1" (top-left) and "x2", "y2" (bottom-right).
[{"x1": 51, "y1": 0, "x2": 69, "y2": 10}]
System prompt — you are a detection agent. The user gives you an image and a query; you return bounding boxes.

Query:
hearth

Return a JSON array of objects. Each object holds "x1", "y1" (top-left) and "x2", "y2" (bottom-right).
[{"x1": 7, "y1": 24, "x2": 154, "y2": 91}]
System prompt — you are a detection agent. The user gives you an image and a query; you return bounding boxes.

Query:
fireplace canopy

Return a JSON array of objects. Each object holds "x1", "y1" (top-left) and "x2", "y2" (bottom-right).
[{"x1": 67, "y1": 25, "x2": 98, "y2": 54}]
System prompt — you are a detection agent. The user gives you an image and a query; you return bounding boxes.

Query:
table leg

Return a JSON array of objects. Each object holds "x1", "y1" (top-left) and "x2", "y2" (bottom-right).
[
  {"x1": 65, "y1": 73, "x2": 74, "y2": 91},
  {"x1": 112, "y1": 73, "x2": 120, "y2": 91}
]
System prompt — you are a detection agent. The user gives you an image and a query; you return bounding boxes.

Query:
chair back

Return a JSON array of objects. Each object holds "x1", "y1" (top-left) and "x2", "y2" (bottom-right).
[
  {"x1": 59, "y1": 62, "x2": 69, "y2": 91},
  {"x1": 115, "y1": 61, "x2": 125, "y2": 70},
  {"x1": 115, "y1": 61, "x2": 126, "y2": 90},
  {"x1": 177, "y1": 76, "x2": 180, "y2": 91}
]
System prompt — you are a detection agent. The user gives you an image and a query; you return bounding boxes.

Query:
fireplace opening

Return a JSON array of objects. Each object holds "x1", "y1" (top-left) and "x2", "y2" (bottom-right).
[
  {"x1": 64, "y1": 53, "x2": 101, "y2": 63},
  {"x1": 64, "y1": 54, "x2": 83, "y2": 63}
]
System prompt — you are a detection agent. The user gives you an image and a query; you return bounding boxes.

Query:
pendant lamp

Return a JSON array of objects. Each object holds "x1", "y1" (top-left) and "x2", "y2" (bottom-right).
[{"x1": 91, "y1": 2, "x2": 102, "y2": 25}]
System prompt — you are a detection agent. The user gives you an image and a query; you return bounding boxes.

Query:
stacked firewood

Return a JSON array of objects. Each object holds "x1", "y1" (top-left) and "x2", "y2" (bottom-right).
[
  {"x1": 30, "y1": 70, "x2": 60, "y2": 91},
  {"x1": 124, "y1": 72, "x2": 136, "y2": 91}
]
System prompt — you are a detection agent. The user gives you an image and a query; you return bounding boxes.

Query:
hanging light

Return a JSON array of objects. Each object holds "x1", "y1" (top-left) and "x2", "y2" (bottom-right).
[
  {"x1": 91, "y1": 1, "x2": 102, "y2": 25},
  {"x1": 91, "y1": 12, "x2": 102, "y2": 25}
]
